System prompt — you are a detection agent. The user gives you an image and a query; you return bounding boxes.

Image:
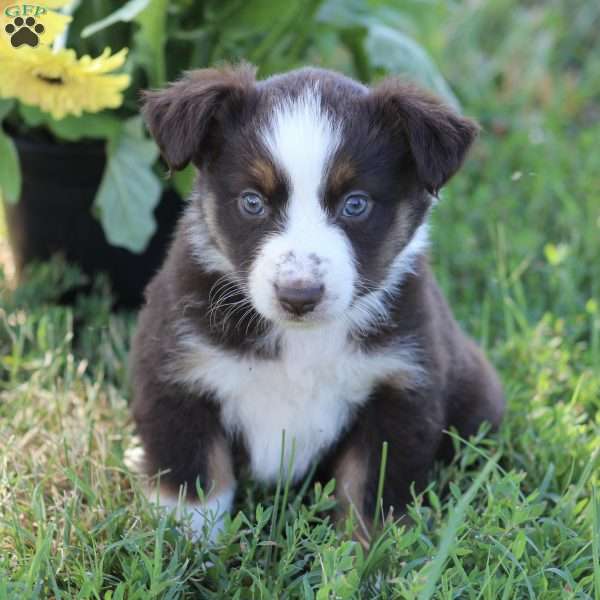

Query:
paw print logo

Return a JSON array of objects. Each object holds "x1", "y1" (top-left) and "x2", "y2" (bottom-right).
[{"x1": 5, "y1": 16, "x2": 45, "y2": 48}]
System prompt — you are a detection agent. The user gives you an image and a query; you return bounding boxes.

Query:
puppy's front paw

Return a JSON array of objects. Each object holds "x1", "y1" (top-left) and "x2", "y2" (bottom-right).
[
  {"x1": 152, "y1": 487, "x2": 235, "y2": 542},
  {"x1": 124, "y1": 440, "x2": 148, "y2": 475}
]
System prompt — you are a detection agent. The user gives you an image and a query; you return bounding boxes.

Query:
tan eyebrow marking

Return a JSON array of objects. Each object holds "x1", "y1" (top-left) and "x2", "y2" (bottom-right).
[
  {"x1": 248, "y1": 158, "x2": 278, "y2": 196},
  {"x1": 329, "y1": 160, "x2": 356, "y2": 191}
]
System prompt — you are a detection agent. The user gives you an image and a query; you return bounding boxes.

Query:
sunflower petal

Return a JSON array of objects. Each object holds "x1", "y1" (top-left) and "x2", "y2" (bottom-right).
[{"x1": 0, "y1": 46, "x2": 131, "y2": 119}]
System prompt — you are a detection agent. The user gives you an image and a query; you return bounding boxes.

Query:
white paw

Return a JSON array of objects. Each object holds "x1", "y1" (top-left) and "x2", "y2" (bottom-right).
[
  {"x1": 153, "y1": 488, "x2": 235, "y2": 542},
  {"x1": 124, "y1": 441, "x2": 147, "y2": 474}
]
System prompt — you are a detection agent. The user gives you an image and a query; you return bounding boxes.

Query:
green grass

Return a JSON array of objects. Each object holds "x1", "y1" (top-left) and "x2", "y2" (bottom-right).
[{"x1": 1, "y1": 1, "x2": 600, "y2": 597}]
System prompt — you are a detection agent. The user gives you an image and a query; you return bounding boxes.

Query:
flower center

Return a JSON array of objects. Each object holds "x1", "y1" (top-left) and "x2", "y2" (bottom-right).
[{"x1": 36, "y1": 74, "x2": 64, "y2": 85}]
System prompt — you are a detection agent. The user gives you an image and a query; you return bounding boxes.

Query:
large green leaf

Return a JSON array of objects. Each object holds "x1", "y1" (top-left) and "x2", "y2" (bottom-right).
[
  {"x1": 365, "y1": 23, "x2": 460, "y2": 109},
  {"x1": 18, "y1": 103, "x2": 47, "y2": 127},
  {"x1": 47, "y1": 113, "x2": 122, "y2": 142},
  {"x1": 0, "y1": 99, "x2": 21, "y2": 204},
  {"x1": 19, "y1": 103, "x2": 121, "y2": 142},
  {"x1": 0, "y1": 99, "x2": 14, "y2": 120},
  {"x1": 81, "y1": 0, "x2": 151, "y2": 38},
  {"x1": 318, "y1": 0, "x2": 458, "y2": 107},
  {"x1": 94, "y1": 118, "x2": 162, "y2": 253}
]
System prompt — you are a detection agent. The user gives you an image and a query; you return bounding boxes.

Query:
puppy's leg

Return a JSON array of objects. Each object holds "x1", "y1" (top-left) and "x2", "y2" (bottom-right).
[
  {"x1": 327, "y1": 383, "x2": 445, "y2": 533},
  {"x1": 150, "y1": 434, "x2": 235, "y2": 542},
  {"x1": 132, "y1": 385, "x2": 235, "y2": 542},
  {"x1": 443, "y1": 337, "x2": 505, "y2": 455},
  {"x1": 329, "y1": 441, "x2": 372, "y2": 546}
]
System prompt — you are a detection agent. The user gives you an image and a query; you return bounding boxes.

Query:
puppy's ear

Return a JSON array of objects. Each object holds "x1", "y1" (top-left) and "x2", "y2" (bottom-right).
[
  {"x1": 369, "y1": 79, "x2": 479, "y2": 195},
  {"x1": 141, "y1": 63, "x2": 256, "y2": 171}
]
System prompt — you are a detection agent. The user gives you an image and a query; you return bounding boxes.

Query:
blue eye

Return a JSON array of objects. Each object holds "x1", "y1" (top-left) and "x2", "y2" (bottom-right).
[
  {"x1": 341, "y1": 192, "x2": 371, "y2": 219},
  {"x1": 240, "y1": 191, "x2": 265, "y2": 217}
]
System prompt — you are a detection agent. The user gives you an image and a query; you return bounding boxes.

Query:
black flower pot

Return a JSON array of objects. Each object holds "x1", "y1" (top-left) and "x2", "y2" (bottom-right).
[{"x1": 3, "y1": 133, "x2": 184, "y2": 307}]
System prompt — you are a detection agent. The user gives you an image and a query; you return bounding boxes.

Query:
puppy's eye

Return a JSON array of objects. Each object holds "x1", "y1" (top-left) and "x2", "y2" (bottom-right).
[
  {"x1": 239, "y1": 190, "x2": 265, "y2": 217},
  {"x1": 341, "y1": 192, "x2": 371, "y2": 219}
]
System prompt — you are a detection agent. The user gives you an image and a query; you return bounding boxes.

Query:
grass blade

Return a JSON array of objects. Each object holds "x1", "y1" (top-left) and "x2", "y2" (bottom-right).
[{"x1": 417, "y1": 456, "x2": 498, "y2": 600}]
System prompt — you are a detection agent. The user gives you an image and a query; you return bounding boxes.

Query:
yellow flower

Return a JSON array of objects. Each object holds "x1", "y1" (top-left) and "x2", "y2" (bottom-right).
[
  {"x1": 0, "y1": 1, "x2": 72, "y2": 47},
  {"x1": 0, "y1": 45, "x2": 131, "y2": 119}
]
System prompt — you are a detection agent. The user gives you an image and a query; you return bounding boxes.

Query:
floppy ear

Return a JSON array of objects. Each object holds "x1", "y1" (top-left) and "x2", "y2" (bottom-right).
[
  {"x1": 369, "y1": 79, "x2": 479, "y2": 195},
  {"x1": 141, "y1": 64, "x2": 256, "y2": 171}
]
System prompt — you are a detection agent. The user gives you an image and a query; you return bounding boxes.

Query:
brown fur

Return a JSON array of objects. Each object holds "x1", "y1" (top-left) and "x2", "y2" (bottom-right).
[
  {"x1": 368, "y1": 80, "x2": 480, "y2": 195},
  {"x1": 328, "y1": 160, "x2": 356, "y2": 192},
  {"x1": 142, "y1": 64, "x2": 257, "y2": 171},
  {"x1": 331, "y1": 444, "x2": 369, "y2": 524}
]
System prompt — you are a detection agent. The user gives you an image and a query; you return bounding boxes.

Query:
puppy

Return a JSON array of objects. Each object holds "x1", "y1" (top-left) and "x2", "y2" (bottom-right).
[{"x1": 131, "y1": 64, "x2": 504, "y2": 541}]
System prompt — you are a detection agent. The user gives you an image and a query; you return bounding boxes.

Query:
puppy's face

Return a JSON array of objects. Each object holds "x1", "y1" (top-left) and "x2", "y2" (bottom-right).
[{"x1": 143, "y1": 66, "x2": 478, "y2": 329}]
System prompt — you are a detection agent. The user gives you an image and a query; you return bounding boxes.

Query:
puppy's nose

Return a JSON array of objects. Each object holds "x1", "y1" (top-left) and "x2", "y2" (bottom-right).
[{"x1": 276, "y1": 283, "x2": 324, "y2": 316}]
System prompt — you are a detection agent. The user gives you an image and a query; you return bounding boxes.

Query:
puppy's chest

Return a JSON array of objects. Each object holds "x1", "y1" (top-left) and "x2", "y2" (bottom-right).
[
  {"x1": 240, "y1": 361, "x2": 380, "y2": 480},
  {"x1": 179, "y1": 329, "x2": 415, "y2": 483}
]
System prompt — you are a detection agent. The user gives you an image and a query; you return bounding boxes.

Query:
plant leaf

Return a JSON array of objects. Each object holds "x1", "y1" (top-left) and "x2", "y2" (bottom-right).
[
  {"x1": 0, "y1": 99, "x2": 20, "y2": 204},
  {"x1": 210, "y1": 0, "x2": 297, "y2": 31},
  {"x1": 81, "y1": 0, "x2": 151, "y2": 38},
  {"x1": 47, "y1": 113, "x2": 122, "y2": 142},
  {"x1": 18, "y1": 104, "x2": 121, "y2": 142},
  {"x1": 317, "y1": 0, "x2": 370, "y2": 30},
  {"x1": 19, "y1": 104, "x2": 48, "y2": 127},
  {"x1": 0, "y1": 99, "x2": 15, "y2": 121},
  {"x1": 132, "y1": 0, "x2": 168, "y2": 87},
  {"x1": 0, "y1": 128, "x2": 21, "y2": 204},
  {"x1": 94, "y1": 118, "x2": 161, "y2": 253},
  {"x1": 365, "y1": 23, "x2": 460, "y2": 109}
]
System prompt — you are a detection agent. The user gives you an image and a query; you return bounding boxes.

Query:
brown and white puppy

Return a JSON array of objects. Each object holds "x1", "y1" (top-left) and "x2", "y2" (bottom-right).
[{"x1": 131, "y1": 64, "x2": 504, "y2": 540}]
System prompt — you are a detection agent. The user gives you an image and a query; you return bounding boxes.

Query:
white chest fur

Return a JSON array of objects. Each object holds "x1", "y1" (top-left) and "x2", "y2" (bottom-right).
[{"x1": 173, "y1": 324, "x2": 421, "y2": 483}]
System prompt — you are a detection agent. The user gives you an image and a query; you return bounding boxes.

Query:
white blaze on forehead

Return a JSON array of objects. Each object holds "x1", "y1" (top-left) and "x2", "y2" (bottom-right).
[
  {"x1": 263, "y1": 86, "x2": 342, "y2": 213},
  {"x1": 249, "y1": 85, "x2": 356, "y2": 320}
]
